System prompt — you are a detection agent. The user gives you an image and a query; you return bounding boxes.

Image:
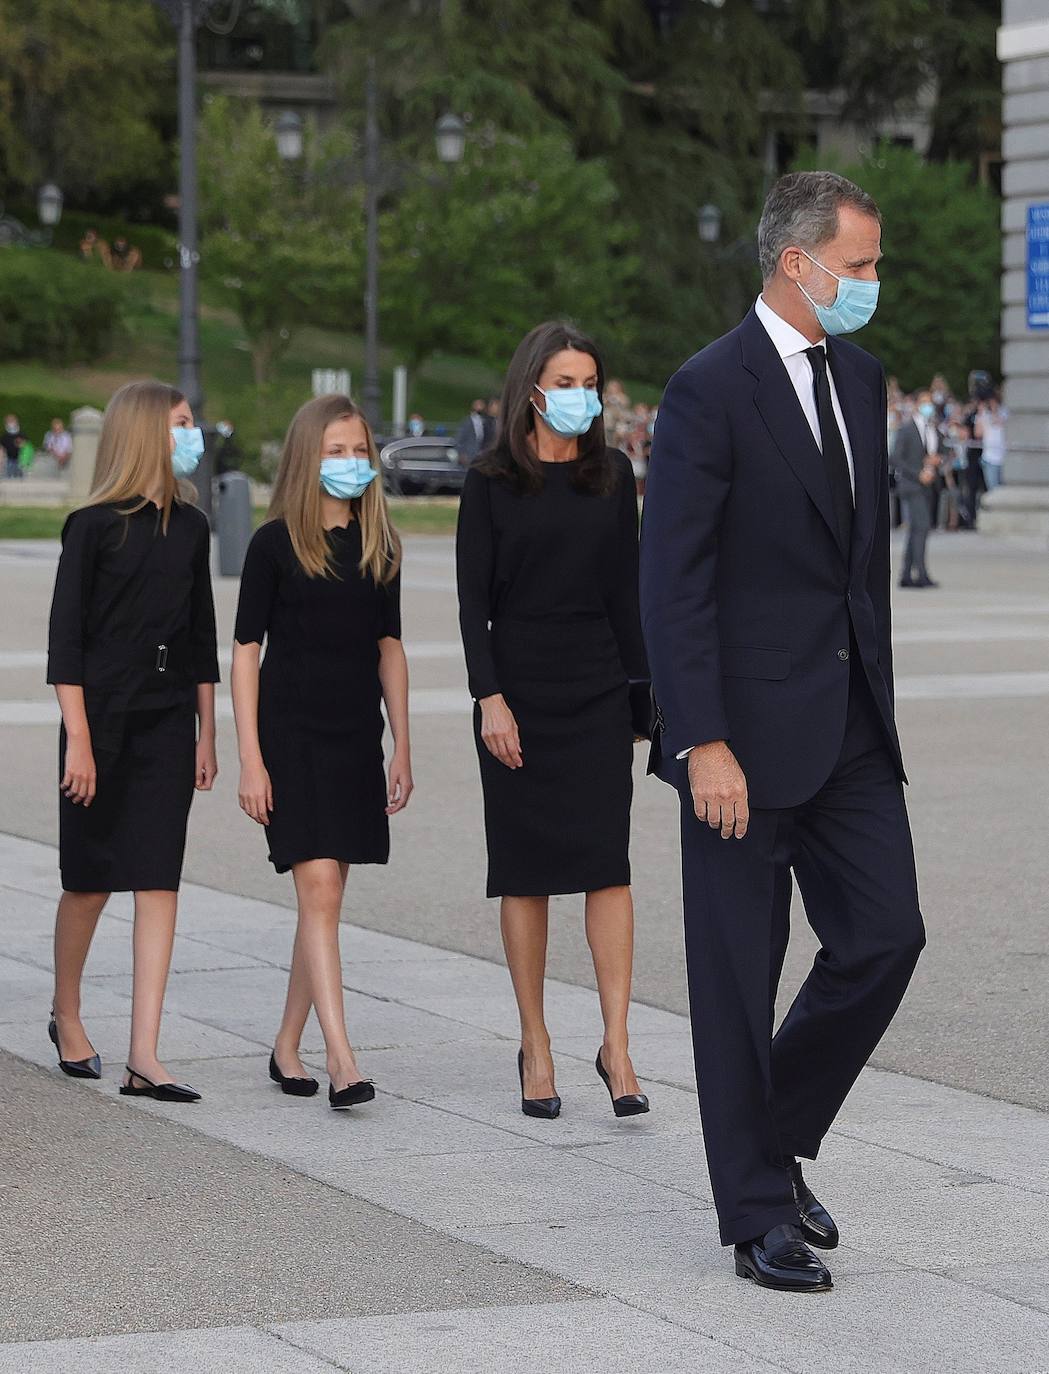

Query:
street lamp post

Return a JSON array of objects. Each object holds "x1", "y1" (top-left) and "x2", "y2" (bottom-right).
[
  {"x1": 362, "y1": 56, "x2": 382, "y2": 430},
  {"x1": 155, "y1": 0, "x2": 211, "y2": 516},
  {"x1": 272, "y1": 62, "x2": 465, "y2": 432}
]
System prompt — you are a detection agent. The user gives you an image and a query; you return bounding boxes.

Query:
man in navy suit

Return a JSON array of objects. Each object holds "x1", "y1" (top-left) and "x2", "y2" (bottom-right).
[{"x1": 640, "y1": 172, "x2": 925, "y2": 1293}]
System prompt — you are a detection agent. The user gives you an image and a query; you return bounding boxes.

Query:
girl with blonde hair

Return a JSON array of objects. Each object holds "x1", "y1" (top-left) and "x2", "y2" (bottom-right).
[
  {"x1": 232, "y1": 395, "x2": 411, "y2": 1110},
  {"x1": 46, "y1": 379, "x2": 219, "y2": 1102}
]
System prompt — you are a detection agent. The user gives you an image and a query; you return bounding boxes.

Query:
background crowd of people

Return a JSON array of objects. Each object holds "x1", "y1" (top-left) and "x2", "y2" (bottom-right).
[{"x1": 888, "y1": 370, "x2": 1007, "y2": 533}]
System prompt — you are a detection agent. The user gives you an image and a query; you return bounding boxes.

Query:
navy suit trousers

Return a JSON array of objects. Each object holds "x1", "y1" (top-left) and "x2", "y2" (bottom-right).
[{"x1": 677, "y1": 665, "x2": 926, "y2": 1246}]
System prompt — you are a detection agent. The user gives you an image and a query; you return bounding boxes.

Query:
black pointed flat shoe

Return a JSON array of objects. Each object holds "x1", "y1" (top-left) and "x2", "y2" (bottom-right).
[
  {"x1": 790, "y1": 1160, "x2": 839, "y2": 1250},
  {"x1": 119, "y1": 1066, "x2": 200, "y2": 1102},
  {"x1": 269, "y1": 1050, "x2": 319, "y2": 1097},
  {"x1": 329, "y1": 1078, "x2": 376, "y2": 1110},
  {"x1": 48, "y1": 1013, "x2": 101, "y2": 1080},
  {"x1": 517, "y1": 1049, "x2": 560, "y2": 1119},
  {"x1": 595, "y1": 1048, "x2": 649, "y2": 1117},
  {"x1": 734, "y1": 1223, "x2": 833, "y2": 1292}
]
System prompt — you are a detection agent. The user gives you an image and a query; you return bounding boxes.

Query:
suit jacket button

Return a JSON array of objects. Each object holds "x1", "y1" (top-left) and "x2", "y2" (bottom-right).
[{"x1": 838, "y1": 648, "x2": 850, "y2": 661}]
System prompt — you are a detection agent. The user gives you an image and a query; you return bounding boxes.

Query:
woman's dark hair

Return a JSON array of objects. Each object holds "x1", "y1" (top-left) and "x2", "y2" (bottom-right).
[{"x1": 476, "y1": 320, "x2": 613, "y2": 496}]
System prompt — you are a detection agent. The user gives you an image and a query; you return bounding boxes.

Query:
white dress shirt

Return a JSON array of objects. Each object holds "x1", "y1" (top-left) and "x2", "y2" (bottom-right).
[
  {"x1": 675, "y1": 297, "x2": 857, "y2": 760},
  {"x1": 753, "y1": 293, "x2": 856, "y2": 497}
]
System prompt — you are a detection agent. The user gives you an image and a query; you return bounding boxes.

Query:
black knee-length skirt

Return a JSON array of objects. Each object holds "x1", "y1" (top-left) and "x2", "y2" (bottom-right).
[
  {"x1": 476, "y1": 618, "x2": 633, "y2": 898},
  {"x1": 59, "y1": 701, "x2": 196, "y2": 893},
  {"x1": 259, "y1": 709, "x2": 390, "y2": 874}
]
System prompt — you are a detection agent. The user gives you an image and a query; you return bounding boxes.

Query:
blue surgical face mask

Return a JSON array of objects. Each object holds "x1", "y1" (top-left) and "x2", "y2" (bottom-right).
[
  {"x1": 533, "y1": 384, "x2": 603, "y2": 438},
  {"x1": 408, "y1": 418, "x2": 425, "y2": 437},
  {"x1": 918, "y1": 402, "x2": 936, "y2": 419},
  {"x1": 171, "y1": 425, "x2": 205, "y2": 477},
  {"x1": 796, "y1": 248, "x2": 880, "y2": 335},
  {"x1": 320, "y1": 455, "x2": 377, "y2": 500}
]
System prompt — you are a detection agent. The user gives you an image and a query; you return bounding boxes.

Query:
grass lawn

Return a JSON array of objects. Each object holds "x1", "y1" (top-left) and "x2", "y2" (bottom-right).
[
  {"x1": 1, "y1": 265, "x2": 663, "y2": 471},
  {"x1": 0, "y1": 499, "x2": 460, "y2": 541}
]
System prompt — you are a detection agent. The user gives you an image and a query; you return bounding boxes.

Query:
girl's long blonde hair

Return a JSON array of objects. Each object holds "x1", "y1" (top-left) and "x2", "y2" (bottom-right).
[
  {"x1": 85, "y1": 380, "x2": 192, "y2": 530},
  {"x1": 267, "y1": 395, "x2": 401, "y2": 584}
]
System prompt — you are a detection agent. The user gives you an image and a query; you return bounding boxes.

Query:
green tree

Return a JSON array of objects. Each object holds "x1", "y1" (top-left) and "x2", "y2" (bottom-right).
[
  {"x1": 379, "y1": 131, "x2": 636, "y2": 371},
  {"x1": 775, "y1": 0, "x2": 1001, "y2": 169},
  {"x1": 197, "y1": 94, "x2": 361, "y2": 389},
  {"x1": 0, "y1": 0, "x2": 173, "y2": 204},
  {"x1": 796, "y1": 143, "x2": 1000, "y2": 392}
]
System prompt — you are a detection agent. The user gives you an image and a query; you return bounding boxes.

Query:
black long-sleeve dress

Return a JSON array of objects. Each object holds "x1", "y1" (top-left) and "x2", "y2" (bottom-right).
[
  {"x1": 456, "y1": 448, "x2": 647, "y2": 897},
  {"x1": 47, "y1": 499, "x2": 219, "y2": 893},
  {"x1": 234, "y1": 518, "x2": 401, "y2": 874}
]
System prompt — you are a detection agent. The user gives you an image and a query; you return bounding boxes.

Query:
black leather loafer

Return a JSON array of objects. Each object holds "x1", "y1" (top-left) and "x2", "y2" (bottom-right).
[
  {"x1": 269, "y1": 1050, "x2": 319, "y2": 1097},
  {"x1": 790, "y1": 1160, "x2": 839, "y2": 1250},
  {"x1": 48, "y1": 1014, "x2": 101, "y2": 1080},
  {"x1": 329, "y1": 1079, "x2": 376, "y2": 1110},
  {"x1": 734, "y1": 1223, "x2": 833, "y2": 1292}
]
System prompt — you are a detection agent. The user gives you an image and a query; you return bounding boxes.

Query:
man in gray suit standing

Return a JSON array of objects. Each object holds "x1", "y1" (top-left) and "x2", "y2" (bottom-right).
[
  {"x1": 892, "y1": 389, "x2": 939, "y2": 588},
  {"x1": 455, "y1": 399, "x2": 489, "y2": 465}
]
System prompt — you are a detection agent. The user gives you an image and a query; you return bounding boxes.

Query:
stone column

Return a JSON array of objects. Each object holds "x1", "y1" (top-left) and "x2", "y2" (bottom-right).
[
  {"x1": 68, "y1": 407, "x2": 103, "y2": 504},
  {"x1": 989, "y1": 3, "x2": 1049, "y2": 536}
]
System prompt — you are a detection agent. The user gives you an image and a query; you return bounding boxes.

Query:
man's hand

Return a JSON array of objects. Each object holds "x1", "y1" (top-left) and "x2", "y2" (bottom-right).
[{"x1": 687, "y1": 740, "x2": 749, "y2": 839}]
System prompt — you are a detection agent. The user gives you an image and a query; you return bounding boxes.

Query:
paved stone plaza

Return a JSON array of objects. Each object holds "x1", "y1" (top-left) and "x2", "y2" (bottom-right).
[{"x1": 1, "y1": 528, "x2": 1048, "y2": 1370}]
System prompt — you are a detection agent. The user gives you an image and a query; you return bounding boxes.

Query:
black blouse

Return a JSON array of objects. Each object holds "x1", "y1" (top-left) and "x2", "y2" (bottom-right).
[
  {"x1": 234, "y1": 518, "x2": 401, "y2": 734},
  {"x1": 47, "y1": 499, "x2": 219, "y2": 709},
  {"x1": 456, "y1": 448, "x2": 648, "y2": 701}
]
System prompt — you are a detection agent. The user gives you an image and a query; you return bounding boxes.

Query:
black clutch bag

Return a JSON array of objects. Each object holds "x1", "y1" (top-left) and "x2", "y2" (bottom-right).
[{"x1": 629, "y1": 680, "x2": 657, "y2": 741}]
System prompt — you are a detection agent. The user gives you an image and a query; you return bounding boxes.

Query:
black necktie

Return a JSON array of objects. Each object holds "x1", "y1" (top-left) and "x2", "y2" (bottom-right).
[{"x1": 804, "y1": 346, "x2": 853, "y2": 554}]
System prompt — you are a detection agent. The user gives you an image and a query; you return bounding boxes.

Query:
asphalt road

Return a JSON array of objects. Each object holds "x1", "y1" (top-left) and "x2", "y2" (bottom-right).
[{"x1": 1, "y1": 527, "x2": 1047, "y2": 1111}]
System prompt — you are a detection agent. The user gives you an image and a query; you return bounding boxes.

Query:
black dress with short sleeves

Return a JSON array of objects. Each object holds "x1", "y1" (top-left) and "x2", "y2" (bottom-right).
[
  {"x1": 456, "y1": 449, "x2": 647, "y2": 898},
  {"x1": 47, "y1": 499, "x2": 219, "y2": 893},
  {"x1": 234, "y1": 518, "x2": 400, "y2": 873}
]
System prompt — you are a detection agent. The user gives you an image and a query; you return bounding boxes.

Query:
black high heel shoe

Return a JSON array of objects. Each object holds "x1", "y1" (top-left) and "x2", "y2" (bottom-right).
[
  {"x1": 119, "y1": 1066, "x2": 200, "y2": 1103},
  {"x1": 517, "y1": 1049, "x2": 561, "y2": 1119},
  {"x1": 329, "y1": 1077, "x2": 376, "y2": 1110},
  {"x1": 48, "y1": 1012, "x2": 101, "y2": 1080},
  {"x1": 596, "y1": 1048, "x2": 649, "y2": 1117},
  {"x1": 269, "y1": 1050, "x2": 319, "y2": 1097}
]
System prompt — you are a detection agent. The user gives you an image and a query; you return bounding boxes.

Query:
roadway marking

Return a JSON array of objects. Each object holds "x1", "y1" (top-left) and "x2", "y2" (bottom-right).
[{"x1": 4, "y1": 673, "x2": 1049, "y2": 727}]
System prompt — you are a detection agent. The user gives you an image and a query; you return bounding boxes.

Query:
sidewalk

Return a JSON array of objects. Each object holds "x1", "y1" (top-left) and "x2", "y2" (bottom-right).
[{"x1": 3, "y1": 829, "x2": 1049, "y2": 1373}]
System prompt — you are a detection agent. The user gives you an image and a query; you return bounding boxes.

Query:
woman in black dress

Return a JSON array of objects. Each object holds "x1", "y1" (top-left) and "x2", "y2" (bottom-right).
[
  {"x1": 457, "y1": 321, "x2": 651, "y2": 1119},
  {"x1": 232, "y1": 396, "x2": 411, "y2": 1110},
  {"x1": 47, "y1": 380, "x2": 219, "y2": 1102}
]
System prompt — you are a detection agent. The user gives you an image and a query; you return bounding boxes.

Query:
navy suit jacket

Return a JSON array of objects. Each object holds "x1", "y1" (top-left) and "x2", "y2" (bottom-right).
[{"x1": 639, "y1": 306, "x2": 905, "y2": 810}]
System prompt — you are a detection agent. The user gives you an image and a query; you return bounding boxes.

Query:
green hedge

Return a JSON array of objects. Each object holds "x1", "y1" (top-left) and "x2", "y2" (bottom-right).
[
  {"x1": 0, "y1": 250, "x2": 124, "y2": 364},
  {"x1": 4, "y1": 205, "x2": 177, "y2": 273},
  {"x1": 0, "y1": 393, "x2": 96, "y2": 445}
]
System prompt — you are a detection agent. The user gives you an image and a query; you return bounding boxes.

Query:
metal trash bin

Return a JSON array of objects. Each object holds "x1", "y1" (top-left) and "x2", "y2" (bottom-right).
[{"x1": 216, "y1": 470, "x2": 253, "y2": 577}]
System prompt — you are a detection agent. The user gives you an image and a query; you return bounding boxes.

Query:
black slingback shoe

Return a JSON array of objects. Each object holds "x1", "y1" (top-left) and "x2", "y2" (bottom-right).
[
  {"x1": 48, "y1": 1012, "x2": 101, "y2": 1080},
  {"x1": 595, "y1": 1048, "x2": 649, "y2": 1118},
  {"x1": 790, "y1": 1160, "x2": 839, "y2": 1250},
  {"x1": 269, "y1": 1050, "x2": 319, "y2": 1098},
  {"x1": 119, "y1": 1066, "x2": 200, "y2": 1102},
  {"x1": 329, "y1": 1078, "x2": 376, "y2": 1110},
  {"x1": 517, "y1": 1049, "x2": 560, "y2": 1119}
]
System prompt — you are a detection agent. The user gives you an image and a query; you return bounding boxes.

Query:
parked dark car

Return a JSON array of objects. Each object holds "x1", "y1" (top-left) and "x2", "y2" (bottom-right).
[{"x1": 379, "y1": 436, "x2": 467, "y2": 495}]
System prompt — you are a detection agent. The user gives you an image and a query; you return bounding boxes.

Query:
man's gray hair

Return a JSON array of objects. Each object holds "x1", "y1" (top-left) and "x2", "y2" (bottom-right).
[{"x1": 756, "y1": 171, "x2": 881, "y2": 283}]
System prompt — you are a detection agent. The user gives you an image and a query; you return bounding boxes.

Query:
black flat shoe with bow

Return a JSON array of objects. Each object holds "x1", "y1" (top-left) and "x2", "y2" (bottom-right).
[
  {"x1": 48, "y1": 1012, "x2": 101, "y2": 1080},
  {"x1": 119, "y1": 1066, "x2": 200, "y2": 1102},
  {"x1": 595, "y1": 1048, "x2": 649, "y2": 1118},
  {"x1": 734, "y1": 1223, "x2": 833, "y2": 1292},
  {"x1": 329, "y1": 1078, "x2": 376, "y2": 1110},
  {"x1": 517, "y1": 1049, "x2": 560, "y2": 1119},
  {"x1": 269, "y1": 1050, "x2": 319, "y2": 1097},
  {"x1": 790, "y1": 1160, "x2": 839, "y2": 1250}
]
